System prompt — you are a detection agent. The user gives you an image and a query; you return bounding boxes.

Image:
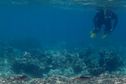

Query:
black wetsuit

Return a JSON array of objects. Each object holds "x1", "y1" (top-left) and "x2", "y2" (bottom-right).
[{"x1": 93, "y1": 9, "x2": 118, "y2": 35}]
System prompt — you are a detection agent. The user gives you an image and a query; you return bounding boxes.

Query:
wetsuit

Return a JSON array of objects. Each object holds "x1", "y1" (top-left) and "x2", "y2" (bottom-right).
[
  {"x1": 103, "y1": 9, "x2": 118, "y2": 34},
  {"x1": 93, "y1": 9, "x2": 118, "y2": 35}
]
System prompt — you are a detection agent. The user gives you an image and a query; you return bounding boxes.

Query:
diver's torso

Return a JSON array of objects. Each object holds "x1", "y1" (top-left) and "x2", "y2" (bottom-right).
[
  {"x1": 104, "y1": 11, "x2": 113, "y2": 24},
  {"x1": 96, "y1": 11, "x2": 113, "y2": 24}
]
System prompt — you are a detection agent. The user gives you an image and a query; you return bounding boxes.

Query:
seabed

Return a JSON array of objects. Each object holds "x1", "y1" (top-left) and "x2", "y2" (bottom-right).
[
  {"x1": 0, "y1": 43, "x2": 125, "y2": 84},
  {"x1": 0, "y1": 74, "x2": 126, "y2": 84}
]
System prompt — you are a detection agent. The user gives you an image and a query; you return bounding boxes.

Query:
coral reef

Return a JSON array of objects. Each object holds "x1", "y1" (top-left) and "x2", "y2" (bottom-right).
[{"x1": 0, "y1": 41, "x2": 124, "y2": 84}]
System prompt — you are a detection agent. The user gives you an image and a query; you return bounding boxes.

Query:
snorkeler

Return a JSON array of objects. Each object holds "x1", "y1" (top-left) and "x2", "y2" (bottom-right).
[{"x1": 90, "y1": 8, "x2": 118, "y2": 39}]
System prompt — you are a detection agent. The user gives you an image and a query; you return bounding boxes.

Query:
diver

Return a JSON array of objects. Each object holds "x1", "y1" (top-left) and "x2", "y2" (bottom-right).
[{"x1": 90, "y1": 8, "x2": 118, "y2": 39}]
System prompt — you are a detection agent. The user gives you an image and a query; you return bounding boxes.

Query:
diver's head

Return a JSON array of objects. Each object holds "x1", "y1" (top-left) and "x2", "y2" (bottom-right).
[
  {"x1": 104, "y1": 8, "x2": 113, "y2": 15},
  {"x1": 96, "y1": 7, "x2": 104, "y2": 13}
]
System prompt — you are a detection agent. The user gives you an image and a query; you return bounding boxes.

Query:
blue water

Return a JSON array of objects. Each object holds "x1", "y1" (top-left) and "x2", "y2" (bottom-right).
[
  {"x1": 0, "y1": 3, "x2": 126, "y2": 77},
  {"x1": 0, "y1": 5, "x2": 125, "y2": 49},
  {"x1": 1, "y1": 6, "x2": 91, "y2": 48}
]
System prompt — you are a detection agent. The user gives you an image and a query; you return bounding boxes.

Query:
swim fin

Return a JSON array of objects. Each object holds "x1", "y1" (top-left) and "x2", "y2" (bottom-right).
[
  {"x1": 90, "y1": 31, "x2": 96, "y2": 38},
  {"x1": 102, "y1": 34, "x2": 108, "y2": 39}
]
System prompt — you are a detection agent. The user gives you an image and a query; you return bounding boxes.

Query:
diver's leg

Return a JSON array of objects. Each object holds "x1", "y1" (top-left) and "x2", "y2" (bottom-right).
[
  {"x1": 92, "y1": 27, "x2": 100, "y2": 33},
  {"x1": 90, "y1": 23, "x2": 101, "y2": 38},
  {"x1": 102, "y1": 23, "x2": 112, "y2": 38}
]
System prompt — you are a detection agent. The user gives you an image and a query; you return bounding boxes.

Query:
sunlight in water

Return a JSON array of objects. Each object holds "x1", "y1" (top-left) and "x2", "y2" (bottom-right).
[{"x1": 6, "y1": 0, "x2": 126, "y2": 8}]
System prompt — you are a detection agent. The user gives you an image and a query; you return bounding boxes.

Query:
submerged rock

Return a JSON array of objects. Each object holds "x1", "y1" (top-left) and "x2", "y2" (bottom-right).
[{"x1": 11, "y1": 62, "x2": 43, "y2": 78}]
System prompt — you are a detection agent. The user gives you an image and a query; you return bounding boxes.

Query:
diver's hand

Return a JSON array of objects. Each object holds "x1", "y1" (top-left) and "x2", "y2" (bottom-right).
[{"x1": 110, "y1": 29, "x2": 113, "y2": 32}]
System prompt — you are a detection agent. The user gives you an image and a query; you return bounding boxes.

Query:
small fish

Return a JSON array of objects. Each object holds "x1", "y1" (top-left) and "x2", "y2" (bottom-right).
[
  {"x1": 8, "y1": 75, "x2": 29, "y2": 81},
  {"x1": 73, "y1": 76, "x2": 91, "y2": 80}
]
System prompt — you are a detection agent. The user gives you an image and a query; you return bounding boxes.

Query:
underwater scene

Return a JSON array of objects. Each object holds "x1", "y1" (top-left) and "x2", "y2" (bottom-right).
[{"x1": 0, "y1": 0, "x2": 126, "y2": 84}]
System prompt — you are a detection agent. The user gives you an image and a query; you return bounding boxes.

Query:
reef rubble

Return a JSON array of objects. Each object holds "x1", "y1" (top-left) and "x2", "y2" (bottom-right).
[{"x1": 0, "y1": 74, "x2": 126, "y2": 84}]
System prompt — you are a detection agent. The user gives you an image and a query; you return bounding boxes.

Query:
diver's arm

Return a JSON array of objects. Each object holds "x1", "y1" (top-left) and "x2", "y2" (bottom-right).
[
  {"x1": 111, "y1": 13, "x2": 118, "y2": 31},
  {"x1": 93, "y1": 14, "x2": 97, "y2": 24}
]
